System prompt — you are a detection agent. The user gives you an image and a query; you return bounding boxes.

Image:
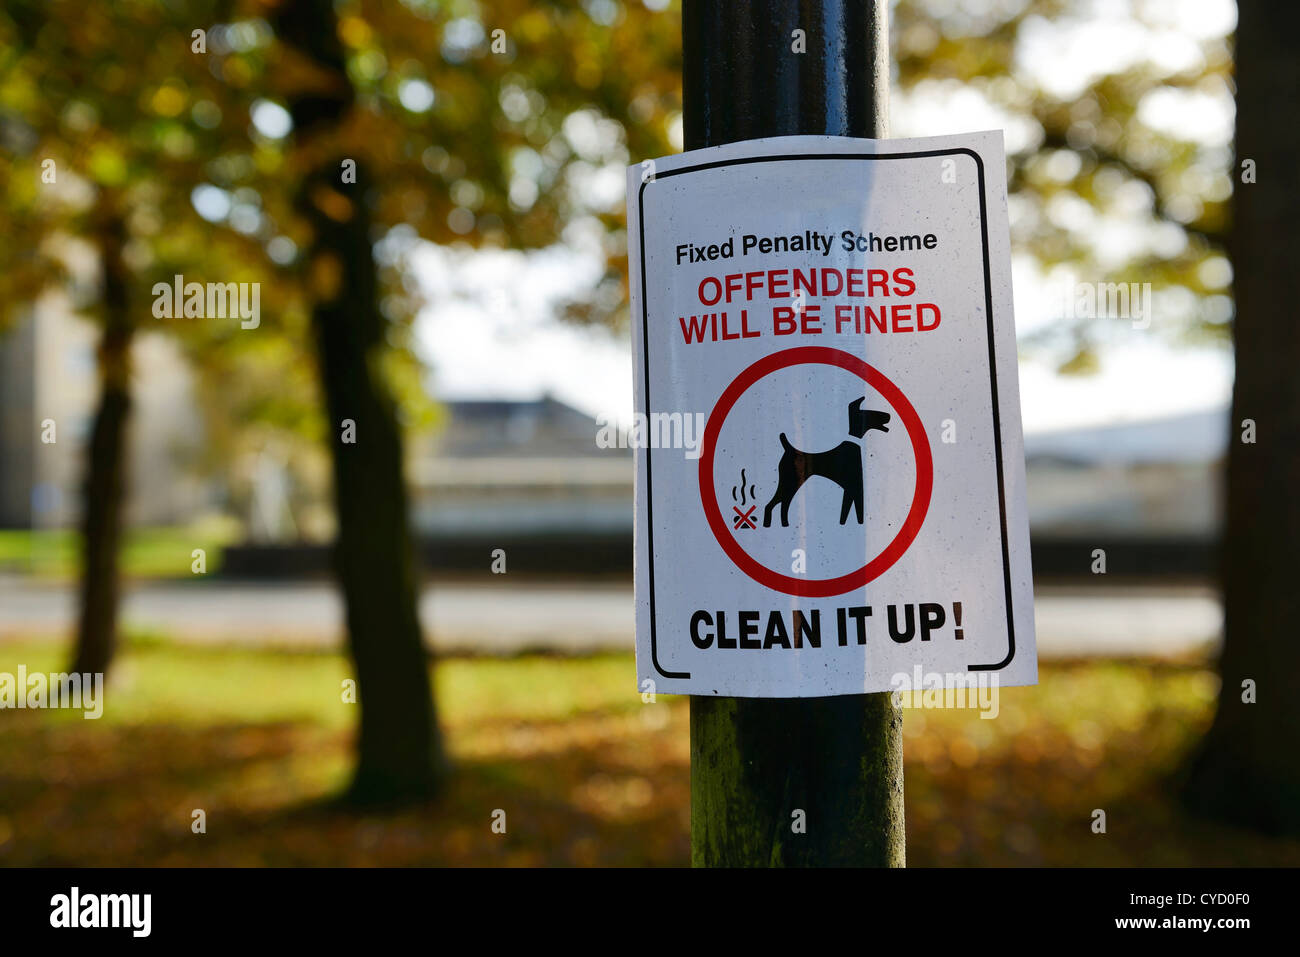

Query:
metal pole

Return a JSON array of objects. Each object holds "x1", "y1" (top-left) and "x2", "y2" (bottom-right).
[{"x1": 682, "y1": 0, "x2": 904, "y2": 867}]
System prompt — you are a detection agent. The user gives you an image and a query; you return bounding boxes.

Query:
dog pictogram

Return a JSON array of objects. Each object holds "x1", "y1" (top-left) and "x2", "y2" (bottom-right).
[
  {"x1": 761, "y1": 397, "x2": 891, "y2": 528},
  {"x1": 699, "y1": 347, "x2": 932, "y2": 597}
]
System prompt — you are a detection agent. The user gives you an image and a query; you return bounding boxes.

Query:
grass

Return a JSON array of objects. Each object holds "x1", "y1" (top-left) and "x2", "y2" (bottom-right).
[
  {"x1": 0, "y1": 519, "x2": 238, "y2": 581},
  {"x1": 0, "y1": 640, "x2": 1297, "y2": 867}
]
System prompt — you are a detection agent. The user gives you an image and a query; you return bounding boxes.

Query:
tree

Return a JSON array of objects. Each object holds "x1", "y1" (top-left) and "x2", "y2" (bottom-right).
[
  {"x1": 1181, "y1": 1, "x2": 1300, "y2": 833},
  {"x1": 3, "y1": 0, "x2": 683, "y2": 804},
  {"x1": 263, "y1": 0, "x2": 446, "y2": 804},
  {"x1": 3, "y1": 0, "x2": 442, "y2": 802},
  {"x1": 72, "y1": 191, "x2": 131, "y2": 675},
  {"x1": 0, "y1": 9, "x2": 140, "y2": 676},
  {"x1": 241, "y1": 0, "x2": 682, "y2": 803},
  {"x1": 0, "y1": 1, "x2": 281, "y2": 675}
]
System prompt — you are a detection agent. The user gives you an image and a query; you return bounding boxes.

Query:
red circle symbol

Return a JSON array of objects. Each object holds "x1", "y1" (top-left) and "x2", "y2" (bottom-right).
[{"x1": 699, "y1": 346, "x2": 933, "y2": 597}]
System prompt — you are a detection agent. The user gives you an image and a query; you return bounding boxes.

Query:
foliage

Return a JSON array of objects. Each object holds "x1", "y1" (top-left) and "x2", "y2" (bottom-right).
[
  {"x1": 0, "y1": 1, "x2": 330, "y2": 512},
  {"x1": 893, "y1": 0, "x2": 1235, "y2": 372},
  {"x1": 535, "y1": 0, "x2": 1234, "y2": 377},
  {"x1": 1, "y1": 0, "x2": 1237, "y2": 475},
  {"x1": 0, "y1": 0, "x2": 684, "y2": 497}
]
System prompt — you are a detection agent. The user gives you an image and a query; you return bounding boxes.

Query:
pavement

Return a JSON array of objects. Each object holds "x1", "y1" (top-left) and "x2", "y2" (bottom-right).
[{"x1": 0, "y1": 575, "x2": 1221, "y2": 659}]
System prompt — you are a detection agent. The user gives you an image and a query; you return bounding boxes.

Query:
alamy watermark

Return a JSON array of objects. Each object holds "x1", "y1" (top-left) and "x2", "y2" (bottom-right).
[
  {"x1": 50, "y1": 887, "x2": 150, "y2": 937},
  {"x1": 0, "y1": 666, "x2": 103, "y2": 719},
  {"x1": 152, "y1": 274, "x2": 260, "y2": 329},
  {"x1": 890, "y1": 666, "x2": 999, "y2": 719},
  {"x1": 597, "y1": 411, "x2": 706, "y2": 459},
  {"x1": 1058, "y1": 277, "x2": 1152, "y2": 329}
]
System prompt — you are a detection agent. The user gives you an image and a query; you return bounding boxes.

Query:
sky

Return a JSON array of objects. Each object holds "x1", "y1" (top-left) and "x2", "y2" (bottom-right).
[{"x1": 411, "y1": 0, "x2": 1236, "y2": 437}]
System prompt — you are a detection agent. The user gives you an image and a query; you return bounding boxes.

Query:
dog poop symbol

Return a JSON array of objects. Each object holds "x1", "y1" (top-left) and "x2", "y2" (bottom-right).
[
  {"x1": 761, "y1": 397, "x2": 891, "y2": 528},
  {"x1": 730, "y1": 468, "x2": 758, "y2": 530}
]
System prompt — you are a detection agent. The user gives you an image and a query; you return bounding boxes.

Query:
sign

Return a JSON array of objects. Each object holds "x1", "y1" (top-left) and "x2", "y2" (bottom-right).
[{"x1": 628, "y1": 132, "x2": 1037, "y2": 698}]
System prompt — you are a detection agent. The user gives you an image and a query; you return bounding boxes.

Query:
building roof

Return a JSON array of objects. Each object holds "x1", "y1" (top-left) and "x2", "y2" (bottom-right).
[
  {"x1": 431, "y1": 394, "x2": 627, "y2": 459},
  {"x1": 1025, "y1": 406, "x2": 1229, "y2": 467}
]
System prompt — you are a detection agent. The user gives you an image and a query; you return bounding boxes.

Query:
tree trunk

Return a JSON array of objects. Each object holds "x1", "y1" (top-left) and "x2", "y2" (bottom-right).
[
  {"x1": 1181, "y1": 1, "x2": 1300, "y2": 832},
  {"x1": 71, "y1": 203, "x2": 132, "y2": 677},
  {"x1": 684, "y1": 0, "x2": 905, "y2": 866},
  {"x1": 692, "y1": 694, "x2": 904, "y2": 866},
  {"x1": 272, "y1": 0, "x2": 447, "y2": 805}
]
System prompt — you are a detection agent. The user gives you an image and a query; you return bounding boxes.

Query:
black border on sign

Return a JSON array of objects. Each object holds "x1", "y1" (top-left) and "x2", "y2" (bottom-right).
[{"x1": 637, "y1": 147, "x2": 1016, "y2": 682}]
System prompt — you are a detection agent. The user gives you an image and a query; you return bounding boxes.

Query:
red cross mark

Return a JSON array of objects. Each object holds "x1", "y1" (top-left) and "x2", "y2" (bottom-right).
[{"x1": 732, "y1": 505, "x2": 757, "y2": 530}]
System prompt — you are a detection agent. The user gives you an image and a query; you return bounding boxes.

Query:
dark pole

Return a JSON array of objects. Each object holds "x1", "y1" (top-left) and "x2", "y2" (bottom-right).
[{"x1": 682, "y1": 0, "x2": 904, "y2": 867}]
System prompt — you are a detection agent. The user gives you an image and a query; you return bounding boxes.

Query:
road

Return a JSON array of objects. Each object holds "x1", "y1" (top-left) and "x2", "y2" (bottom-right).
[{"x1": 0, "y1": 577, "x2": 1220, "y2": 658}]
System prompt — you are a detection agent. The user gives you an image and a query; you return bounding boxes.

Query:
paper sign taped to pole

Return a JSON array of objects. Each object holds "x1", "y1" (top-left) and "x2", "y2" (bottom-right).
[{"x1": 627, "y1": 132, "x2": 1037, "y2": 698}]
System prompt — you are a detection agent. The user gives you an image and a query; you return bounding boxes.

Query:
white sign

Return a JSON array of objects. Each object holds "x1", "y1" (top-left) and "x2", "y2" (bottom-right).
[{"x1": 628, "y1": 132, "x2": 1037, "y2": 698}]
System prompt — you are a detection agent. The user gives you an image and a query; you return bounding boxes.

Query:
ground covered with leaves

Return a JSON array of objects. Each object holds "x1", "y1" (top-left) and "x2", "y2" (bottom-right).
[{"x1": 0, "y1": 641, "x2": 1295, "y2": 867}]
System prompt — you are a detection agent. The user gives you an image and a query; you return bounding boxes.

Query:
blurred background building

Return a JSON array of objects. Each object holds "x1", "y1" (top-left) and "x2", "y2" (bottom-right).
[
  {"x1": 1024, "y1": 407, "x2": 1225, "y2": 538},
  {"x1": 0, "y1": 297, "x2": 211, "y2": 530},
  {"x1": 409, "y1": 395, "x2": 630, "y2": 538}
]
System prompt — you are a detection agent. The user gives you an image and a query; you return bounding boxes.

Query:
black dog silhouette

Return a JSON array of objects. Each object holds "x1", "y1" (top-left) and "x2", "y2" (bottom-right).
[{"x1": 761, "y1": 398, "x2": 891, "y2": 527}]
